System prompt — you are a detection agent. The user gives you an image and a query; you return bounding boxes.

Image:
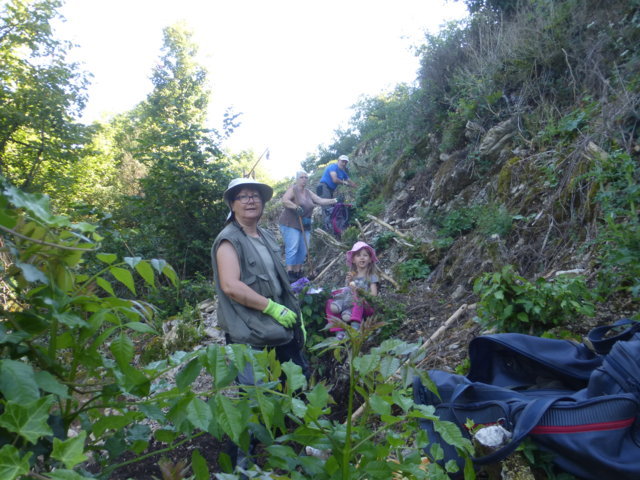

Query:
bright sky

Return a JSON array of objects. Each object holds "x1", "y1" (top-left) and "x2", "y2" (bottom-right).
[{"x1": 56, "y1": 0, "x2": 468, "y2": 179}]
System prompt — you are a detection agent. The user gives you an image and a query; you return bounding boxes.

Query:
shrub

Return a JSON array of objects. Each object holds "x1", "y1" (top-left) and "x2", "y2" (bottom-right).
[{"x1": 473, "y1": 265, "x2": 596, "y2": 335}]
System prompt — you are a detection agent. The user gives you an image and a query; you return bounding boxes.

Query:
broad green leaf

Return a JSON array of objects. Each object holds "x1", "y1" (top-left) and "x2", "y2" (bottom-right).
[
  {"x1": 134, "y1": 261, "x2": 155, "y2": 288},
  {"x1": 96, "y1": 253, "x2": 117, "y2": 264},
  {"x1": 0, "y1": 396, "x2": 54, "y2": 444},
  {"x1": 110, "y1": 334, "x2": 134, "y2": 366},
  {"x1": 0, "y1": 444, "x2": 31, "y2": 480},
  {"x1": 51, "y1": 431, "x2": 88, "y2": 469},
  {"x1": 53, "y1": 311, "x2": 88, "y2": 328},
  {"x1": 434, "y1": 419, "x2": 473, "y2": 454},
  {"x1": 378, "y1": 356, "x2": 400, "y2": 378},
  {"x1": 206, "y1": 345, "x2": 237, "y2": 388},
  {"x1": 155, "y1": 429, "x2": 179, "y2": 443},
  {"x1": 281, "y1": 360, "x2": 306, "y2": 393},
  {"x1": 176, "y1": 358, "x2": 202, "y2": 390},
  {"x1": 71, "y1": 221, "x2": 97, "y2": 233},
  {"x1": 110, "y1": 266, "x2": 136, "y2": 294},
  {"x1": 96, "y1": 276, "x2": 116, "y2": 296},
  {"x1": 34, "y1": 371, "x2": 69, "y2": 398},
  {"x1": 186, "y1": 397, "x2": 212, "y2": 431},
  {"x1": 215, "y1": 394, "x2": 246, "y2": 443},
  {"x1": 150, "y1": 258, "x2": 167, "y2": 273},
  {"x1": 92, "y1": 414, "x2": 137, "y2": 438},
  {"x1": 4, "y1": 186, "x2": 69, "y2": 227},
  {"x1": 124, "y1": 256, "x2": 142, "y2": 268},
  {"x1": 0, "y1": 360, "x2": 39, "y2": 404},
  {"x1": 306, "y1": 383, "x2": 330, "y2": 409},
  {"x1": 369, "y1": 393, "x2": 391, "y2": 416},
  {"x1": 254, "y1": 390, "x2": 274, "y2": 432},
  {"x1": 353, "y1": 353, "x2": 380, "y2": 376},
  {"x1": 15, "y1": 261, "x2": 48, "y2": 284},
  {"x1": 291, "y1": 398, "x2": 307, "y2": 418},
  {"x1": 124, "y1": 322, "x2": 157, "y2": 335},
  {"x1": 0, "y1": 207, "x2": 18, "y2": 229},
  {"x1": 115, "y1": 365, "x2": 150, "y2": 397},
  {"x1": 162, "y1": 264, "x2": 178, "y2": 286},
  {"x1": 191, "y1": 449, "x2": 210, "y2": 480},
  {"x1": 392, "y1": 390, "x2": 413, "y2": 412}
]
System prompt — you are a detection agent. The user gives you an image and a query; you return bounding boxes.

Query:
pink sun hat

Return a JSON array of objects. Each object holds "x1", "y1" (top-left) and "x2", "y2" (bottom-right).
[{"x1": 346, "y1": 241, "x2": 378, "y2": 267}]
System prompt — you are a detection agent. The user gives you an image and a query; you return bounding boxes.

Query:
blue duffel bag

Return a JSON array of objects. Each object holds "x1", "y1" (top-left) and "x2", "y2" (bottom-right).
[{"x1": 414, "y1": 322, "x2": 640, "y2": 480}]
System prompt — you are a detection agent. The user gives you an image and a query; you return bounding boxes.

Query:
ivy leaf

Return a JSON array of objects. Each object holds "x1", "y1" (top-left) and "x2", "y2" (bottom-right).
[
  {"x1": 0, "y1": 444, "x2": 31, "y2": 480},
  {"x1": 109, "y1": 266, "x2": 136, "y2": 294},
  {"x1": 51, "y1": 431, "x2": 88, "y2": 469},
  {"x1": 0, "y1": 396, "x2": 54, "y2": 444},
  {"x1": 0, "y1": 360, "x2": 39, "y2": 404}
]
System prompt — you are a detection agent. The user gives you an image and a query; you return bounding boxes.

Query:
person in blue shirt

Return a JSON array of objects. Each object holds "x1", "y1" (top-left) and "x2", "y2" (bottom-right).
[{"x1": 316, "y1": 155, "x2": 356, "y2": 229}]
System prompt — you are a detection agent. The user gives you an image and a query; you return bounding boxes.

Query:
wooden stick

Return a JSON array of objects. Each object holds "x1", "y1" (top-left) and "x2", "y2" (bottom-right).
[
  {"x1": 350, "y1": 303, "x2": 476, "y2": 421},
  {"x1": 414, "y1": 303, "x2": 476, "y2": 370},
  {"x1": 375, "y1": 265, "x2": 399, "y2": 290},
  {"x1": 365, "y1": 214, "x2": 413, "y2": 243},
  {"x1": 313, "y1": 256, "x2": 341, "y2": 283}
]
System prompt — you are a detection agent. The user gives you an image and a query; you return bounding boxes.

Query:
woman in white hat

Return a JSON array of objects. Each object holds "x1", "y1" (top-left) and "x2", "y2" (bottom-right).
[{"x1": 211, "y1": 177, "x2": 309, "y2": 468}]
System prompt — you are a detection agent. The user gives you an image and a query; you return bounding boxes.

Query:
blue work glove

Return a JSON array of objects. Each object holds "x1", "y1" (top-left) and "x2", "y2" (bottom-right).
[
  {"x1": 295, "y1": 206, "x2": 304, "y2": 216},
  {"x1": 262, "y1": 299, "x2": 296, "y2": 328}
]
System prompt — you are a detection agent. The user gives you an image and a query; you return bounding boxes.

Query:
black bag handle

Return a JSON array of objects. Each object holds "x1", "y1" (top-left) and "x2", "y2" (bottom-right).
[{"x1": 587, "y1": 319, "x2": 640, "y2": 354}]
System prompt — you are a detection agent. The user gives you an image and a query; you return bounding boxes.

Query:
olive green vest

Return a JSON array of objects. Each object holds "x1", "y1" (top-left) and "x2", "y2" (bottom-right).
[{"x1": 211, "y1": 222, "x2": 301, "y2": 347}]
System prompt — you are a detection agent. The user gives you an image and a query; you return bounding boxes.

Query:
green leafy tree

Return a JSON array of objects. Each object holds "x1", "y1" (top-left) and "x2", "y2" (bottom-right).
[
  {"x1": 0, "y1": 0, "x2": 92, "y2": 203},
  {"x1": 118, "y1": 23, "x2": 233, "y2": 278}
]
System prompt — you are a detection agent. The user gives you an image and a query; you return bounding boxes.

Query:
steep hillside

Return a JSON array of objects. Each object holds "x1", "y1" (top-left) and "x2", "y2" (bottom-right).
[{"x1": 296, "y1": 0, "x2": 640, "y2": 371}]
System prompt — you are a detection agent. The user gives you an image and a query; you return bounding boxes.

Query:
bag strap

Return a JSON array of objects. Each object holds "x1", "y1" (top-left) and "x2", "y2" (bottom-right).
[
  {"x1": 450, "y1": 383, "x2": 558, "y2": 465},
  {"x1": 473, "y1": 396, "x2": 558, "y2": 465},
  {"x1": 587, "y1": 319, "x2": 640, "y2": 354}
]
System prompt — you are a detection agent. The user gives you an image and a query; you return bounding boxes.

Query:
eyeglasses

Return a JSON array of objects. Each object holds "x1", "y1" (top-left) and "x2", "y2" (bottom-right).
[{"x1": 235, "y1": 194, "x2": 262, "y2": 204}]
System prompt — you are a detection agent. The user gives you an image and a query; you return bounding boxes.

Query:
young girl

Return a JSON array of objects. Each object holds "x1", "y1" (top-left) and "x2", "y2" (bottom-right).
[{"x1": 326, "y1": 241, "x2": 379, "y2": 339}]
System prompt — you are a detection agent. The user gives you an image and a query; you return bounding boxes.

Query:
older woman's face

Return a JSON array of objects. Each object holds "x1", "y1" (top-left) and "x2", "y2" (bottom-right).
[
  {"x1": 231, "y1": 187, "x2": 263, "y2": 221},
  {"x1": 296, "y1": 173, "x2": 308, "y2": 186}
]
